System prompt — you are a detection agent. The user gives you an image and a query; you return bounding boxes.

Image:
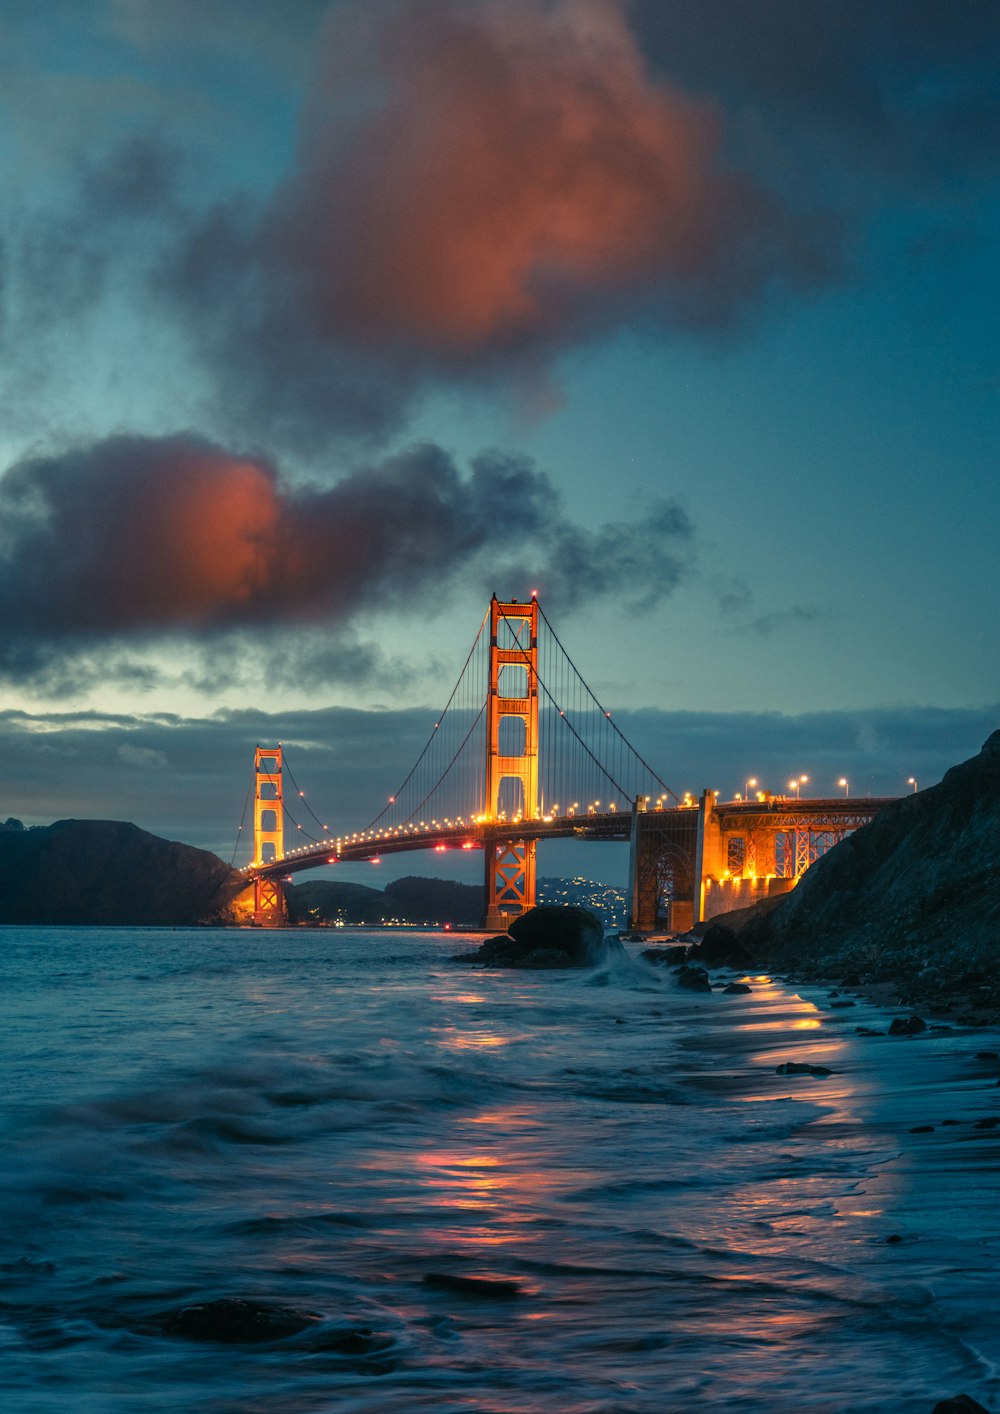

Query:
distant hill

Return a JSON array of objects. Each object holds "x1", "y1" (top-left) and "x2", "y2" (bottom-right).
[
  {"x1": 0, "y1": 819, "x2": 241, "y2": 926},
  {"x1": 286, "y1": 875, "x2": 483, "y2": 926}
]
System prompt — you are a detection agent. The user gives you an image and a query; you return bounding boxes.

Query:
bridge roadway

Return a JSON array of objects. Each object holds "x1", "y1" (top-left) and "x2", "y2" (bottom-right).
[{"x1": 244, "y1": 796, "x2": 895, "y2": 882}]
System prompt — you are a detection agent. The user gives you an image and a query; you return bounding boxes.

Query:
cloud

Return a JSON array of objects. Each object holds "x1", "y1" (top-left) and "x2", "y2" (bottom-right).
[
  {"x1": 166, "y1": 0, "x2": 832, "y2": 446},
  {"x1": 116, "y1": 742, "x2": 168, "y2": 770},
  {"x1": 630, "y1": 0, "x2": 1000, "y2": 191},
  {"x1": 0, "y1": 431, "x2": 693, "y2": 686}
]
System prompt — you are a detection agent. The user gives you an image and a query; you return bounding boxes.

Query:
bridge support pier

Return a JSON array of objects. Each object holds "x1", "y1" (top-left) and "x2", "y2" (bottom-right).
[
  {"x1": 483, "y1": 837, "x2": 537, "y2": 933},
  {"x1": 627, "y1": 802, "x2": 699, "y2": 933},
  {"x1": 252, "y1": 876, "x2": 287, "y2": 927}
]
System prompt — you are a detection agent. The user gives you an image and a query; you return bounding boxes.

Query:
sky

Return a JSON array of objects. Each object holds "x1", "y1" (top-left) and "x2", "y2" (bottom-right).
[{"x1": 1, "y1": 0, "x2": 998, "y2": 885}]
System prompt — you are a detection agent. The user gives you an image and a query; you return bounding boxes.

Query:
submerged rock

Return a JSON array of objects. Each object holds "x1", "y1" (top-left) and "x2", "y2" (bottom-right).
[
  {"x1": 888, "y1": 1015, "x2": 927, "y2": 1035},
  {"x1": 641, "y1": 945, "x2": 689, "y2": 967},
  {"x1": 423, "y1": 1273, "x2": 521, "y2": 1299},
  {"x1": 675, "y1": 965, "x2": 712, "y2": 993},
  {"x1": 775, "y1": 1062, "x2": 833, "y2": 1077},
  {"x1": 454, "y1": 904, "x2": 605, "y2": 968},
  {"x1": 164, "y1": 1298, "x2": 317, "y2": 1344}
]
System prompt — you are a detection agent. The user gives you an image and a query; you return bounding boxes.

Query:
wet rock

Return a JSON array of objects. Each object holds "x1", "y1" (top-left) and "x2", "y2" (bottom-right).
[
  {"x1": 829, "y1": 1000, "x2": 856, "y2": 1009},
  {"x1": 423, "y1": 1273, "x2": 521, "y2": 1300},
  {"x1": 884, "y1": 1234, "x2": 903, "y2": 1244},
  {"x1": 164, "y1": 1298, "x2": 317, "y2": 1344},
  {"x1": 775, "y1": 1062, "x2": 833, "y2": 1077},
  {"x1": 675, "y1": 965, "x2": 712, "y2": 993},
  {"x1": 855, "y1": 1026, "x2": 884, "y2": 1036},
  {"x1": 688, "y1": 923, "x2": 755, "y2": 970},
  {"x1": 722, "y1": 982, "x2": 752, "y2": 994},
  {"x1": 308, "y1": 1325, "x2": 394, "y2": 1356},
  {"x1": 973, "y1": 1116, "x2": 1000, "y2": 1129},
  {"x1": 932, "y1": 1396, "x2": 992, "y2": 1413},
  {"x1": 641, "y1": 945, "x2": 689, "y2": 967},
  {"x1": 909, "y1": 1125, "x2": 935, "y2": 1133},
  {"x1": 454, "y1": 905, "x2": 604, "y2": 968},
  {"x1": 975, "y1": 1050, "x2": 999, "y2": 1060},
  {"x1": 889, "y1": 1015, "x2": 927, "y2": 1035}
]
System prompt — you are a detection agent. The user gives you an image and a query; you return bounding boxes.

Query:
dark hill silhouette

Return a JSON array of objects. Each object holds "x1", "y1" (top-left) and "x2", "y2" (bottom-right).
[{"x1": 0, "y1": 819, "x2": 240, "y2": 926}]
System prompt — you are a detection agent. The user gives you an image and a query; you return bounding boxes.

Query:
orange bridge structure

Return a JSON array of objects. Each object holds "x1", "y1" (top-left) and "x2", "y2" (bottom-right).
[{"x1": 239, "y1": 596, "x2": 893, "y2": 929}]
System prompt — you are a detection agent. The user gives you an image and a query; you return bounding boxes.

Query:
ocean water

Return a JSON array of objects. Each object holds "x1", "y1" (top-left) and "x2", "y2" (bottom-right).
[{"x1": 2, "y1": 926, "x2": 999, "y2": 1414}]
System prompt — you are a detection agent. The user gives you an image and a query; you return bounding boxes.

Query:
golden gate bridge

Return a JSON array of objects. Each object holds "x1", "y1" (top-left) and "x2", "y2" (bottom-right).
[{"x1": 233, "y1": 596, "x2": 894, "y2": 929}]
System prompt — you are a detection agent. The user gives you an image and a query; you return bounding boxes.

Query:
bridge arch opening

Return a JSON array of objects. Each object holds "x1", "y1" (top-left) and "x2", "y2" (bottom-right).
[
  {"x1": 498, "y1": 663, "x2": 529, "y2": 699},
  {"x1": 496, "y1": 777, "x2": 527, "y2": 822},
  {"x1": 499, "y1": 716, "x2": 526, "y2": 757}
]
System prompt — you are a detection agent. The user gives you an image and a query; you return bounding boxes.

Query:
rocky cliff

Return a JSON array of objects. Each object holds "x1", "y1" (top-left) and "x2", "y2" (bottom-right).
[{"x1": 0, "y1": 819, "x2": 242, "y2": 926}]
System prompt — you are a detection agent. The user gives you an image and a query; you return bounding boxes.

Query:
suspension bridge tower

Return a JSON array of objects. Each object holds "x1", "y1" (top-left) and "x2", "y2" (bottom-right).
[
  {"x1": 482, "y1": 596, "x2": 539, "y2": 931},
  {"x1": 252, "y1": 745, "x2": 287, "y2": 926}
]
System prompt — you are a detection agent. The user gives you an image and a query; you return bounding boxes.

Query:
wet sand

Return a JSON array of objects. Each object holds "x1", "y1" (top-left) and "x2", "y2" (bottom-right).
[{"x1": 713, "y1": 965, "x2": 1000, "y2": 1409}]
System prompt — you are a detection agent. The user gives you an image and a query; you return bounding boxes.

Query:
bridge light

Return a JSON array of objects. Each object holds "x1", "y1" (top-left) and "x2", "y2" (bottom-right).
[
  {"x1": 908, "y1": 776, "x2": 918, "y2": 792},
  {"x1": 838, "y1": 778, "x2": 849, "y2": 797}
]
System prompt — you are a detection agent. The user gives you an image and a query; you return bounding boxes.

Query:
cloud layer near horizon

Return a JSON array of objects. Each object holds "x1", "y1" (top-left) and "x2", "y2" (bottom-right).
[
  {"x1": 2, "y1": 700, "x2": 993, "y2": 867},
  {"x1": 0, "y1": 431, "x2": 692, "y2": 687}
]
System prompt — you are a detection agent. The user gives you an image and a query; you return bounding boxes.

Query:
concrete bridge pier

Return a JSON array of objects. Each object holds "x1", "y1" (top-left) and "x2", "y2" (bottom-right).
[{"x1": 627, "y1": 799, "x2": 698, "y2": 933}]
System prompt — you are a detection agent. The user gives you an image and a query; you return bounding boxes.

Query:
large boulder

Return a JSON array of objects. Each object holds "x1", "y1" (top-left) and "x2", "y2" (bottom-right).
[
  {"x1": 454, "y1": 904, "x2": 605, "y2": 968},
  {"x1": 688, "y1": 922, "x2": 756, "y2": 970}
]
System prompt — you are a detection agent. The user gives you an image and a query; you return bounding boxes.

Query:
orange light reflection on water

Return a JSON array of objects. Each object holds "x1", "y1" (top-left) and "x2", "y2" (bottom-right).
[{"x1": 433, "y1": 1026, "x2": 510, "y2": 1050}]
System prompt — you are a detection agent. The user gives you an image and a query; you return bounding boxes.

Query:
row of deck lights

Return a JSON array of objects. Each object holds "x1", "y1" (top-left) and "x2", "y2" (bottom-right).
[
  {"x1": 247, "y1": 797, "x2": 637, "y2": 870},
  {"x1": 721, "y1": 774, "x2": 919, "y2": 803},
  {"x1": 248, "y1": 775, "x2": 924, "y2": 872}
]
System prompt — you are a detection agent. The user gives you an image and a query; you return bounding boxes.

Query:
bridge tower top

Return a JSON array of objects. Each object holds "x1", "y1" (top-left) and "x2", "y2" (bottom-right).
[
  {"x1": 253, "y1": 745, "x2": 283, "y2": 867},
  {"x1": 485, "y1": 596, "x2": 539, "y2": 824}
]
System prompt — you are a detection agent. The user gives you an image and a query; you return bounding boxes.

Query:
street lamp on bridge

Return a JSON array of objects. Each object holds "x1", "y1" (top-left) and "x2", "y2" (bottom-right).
[
  {"x1": 908, "y1": 776, "x2": 918, "y2": 793},
  {"x1": 745, "y1": 776, "x2": 758, "y2": 803},
  {"x1": 838, "y1": 778, "x2": 849, "y2": 797},
  {"x1": 789, "y1": 775, "x2": 808, "y2": 799}
]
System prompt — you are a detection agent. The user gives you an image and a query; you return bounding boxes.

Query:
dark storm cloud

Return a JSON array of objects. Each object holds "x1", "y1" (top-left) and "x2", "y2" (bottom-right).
[
  {"x1": 630, "y1": 0, "x2": 1000, "y2": 186},
  {"x1": 0, "y1": 431, "x2": 692, "y2": 686},
  {"x1": 164, "y1": 0, "x2": 834, "y2": 448},
  {"x1": 2, "y1": 702, "x2": 994, "y2": 863}
]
